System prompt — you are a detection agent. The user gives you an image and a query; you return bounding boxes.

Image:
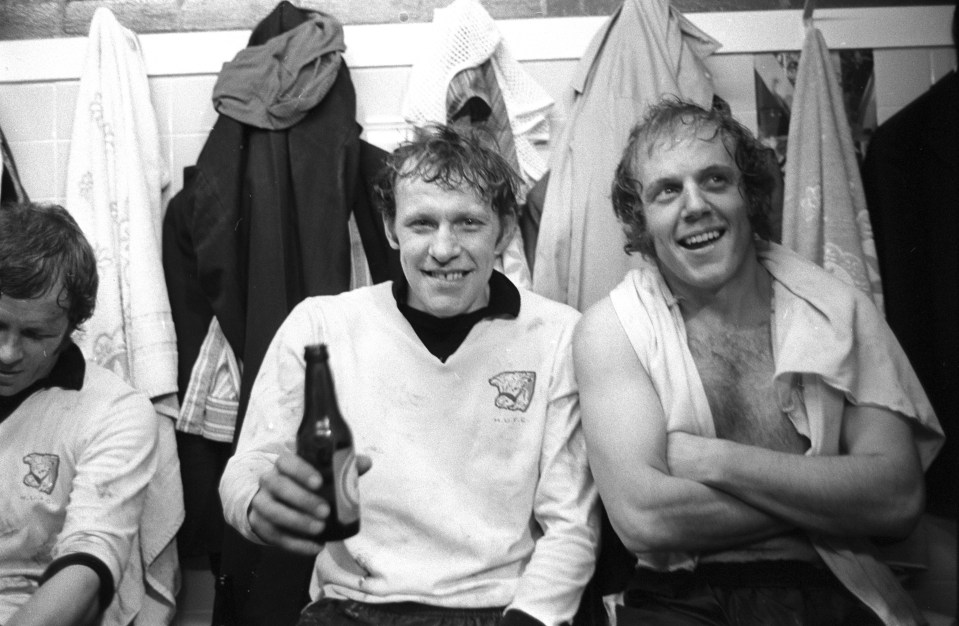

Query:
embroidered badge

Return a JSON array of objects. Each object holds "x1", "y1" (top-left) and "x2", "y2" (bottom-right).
[
  {"x1": 22, "y1": 453, "x2": 60, "y2": 494},
  {"x1": 488, "y1": 371, "x2": 536, "y2": 412}
]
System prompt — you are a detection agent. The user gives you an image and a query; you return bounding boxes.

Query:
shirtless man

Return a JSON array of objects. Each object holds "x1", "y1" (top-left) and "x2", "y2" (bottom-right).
[{"x1": 573, "y1": 99, "x2": 943, "y2": 625}]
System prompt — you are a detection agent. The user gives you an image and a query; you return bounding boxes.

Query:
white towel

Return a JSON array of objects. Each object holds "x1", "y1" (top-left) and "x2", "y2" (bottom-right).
[
  {"x1": 103, "y1": 415, "x2": 184, "y2": 626},
  {"x1": 64, "y1": 8, "x2": 183, "y2": 625},
  {"x1": 65, "y1": 7, "x2": 179, "y2": 399},
  {"x1": 782, "y1": 27, "x2": 884, "y2": 311},
  {"x1": 401, "y1": 0, "x2": 553, "y2": 184}
]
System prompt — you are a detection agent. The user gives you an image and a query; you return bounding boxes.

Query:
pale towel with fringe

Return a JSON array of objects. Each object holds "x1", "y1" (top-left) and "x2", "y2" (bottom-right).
[
  {"x1": 64, "y1": 8, "x2": 183, "y2": 625},
  {"x1": 782, "y1": 26, "x2": 884, "y2": 311}
]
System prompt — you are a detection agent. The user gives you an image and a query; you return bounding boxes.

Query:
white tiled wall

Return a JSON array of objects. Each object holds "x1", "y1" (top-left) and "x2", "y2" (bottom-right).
[{"x1": 3, "y1": 45, "x2": 953, "y2": 209}]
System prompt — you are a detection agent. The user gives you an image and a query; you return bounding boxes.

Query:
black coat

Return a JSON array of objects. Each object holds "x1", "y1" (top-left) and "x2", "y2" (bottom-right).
[
  {"x1": 162, "y1": 3, "x2": 399, "y2": 622},
  {"x1": 862, "y1": 70, "x2": 958, "y2": 519}
]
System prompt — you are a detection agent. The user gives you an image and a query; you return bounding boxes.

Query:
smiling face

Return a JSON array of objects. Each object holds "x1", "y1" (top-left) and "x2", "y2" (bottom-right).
[
  {"x1": 637, "y1": 130, "x2": 759, "y2": 302},
  {"x1": 0, "y1": 285, "x2": 71, "y2": 397},
  {"x1": 385, "y1": 177, "x2": 515, "y2": 318}
]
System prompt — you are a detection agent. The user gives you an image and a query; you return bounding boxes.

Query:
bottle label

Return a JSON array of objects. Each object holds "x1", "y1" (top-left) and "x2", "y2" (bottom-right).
[{"x1": 333, "y1": 448, "x2": 360, "y2": 525}]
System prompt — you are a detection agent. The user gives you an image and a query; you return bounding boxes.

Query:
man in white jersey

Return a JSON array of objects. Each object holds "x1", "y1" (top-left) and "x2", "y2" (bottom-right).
[
  {"x1": 0, "y1": 202, "x2": 158, "y2": 625},
  {"x1": 220, "y1": 125, "x2": 598, "y2": 626},
  {"x1": 574, "y1": 100, "x2": 944, "y2": 625}
]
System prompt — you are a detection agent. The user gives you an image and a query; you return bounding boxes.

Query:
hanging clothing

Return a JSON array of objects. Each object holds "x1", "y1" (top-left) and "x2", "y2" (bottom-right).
[
  {"x1": 1, "y1": 125, "x2": 29, "y2": 204},
  {"x1": 211, "y1": 13, "x2": 345, "y2": 131},
  {"x1": 532, "y1": 0, "x2": 718, "y2": 311},
  {"x1": 781, "y1": 27, "x2": 884, "y2": 311},
  {"x1": 64, "y1": 7, "x2": 179, "y2": 409},
  {"x1": 446, "y1": 62, "x2": 532, "y2": 287},
  {"x1": 63, "y1": 8, "x2": 183, "y2": 625},
  {"x1": 402, "y1": 0, "x2": 552, "y2": 185},
  {"x1": 162, "y1": 2, "x2": 398, "y2": 439},
  {"x1": 161, "y1": 2, "x2": 400, "y2": 622},
  {"x1": 401, "y1": 0, "x2": 548, "y2": 289},
  {"x1": 862, "y1": 70, "x2": 959, "y2": 520},
  {"x1": 176, "y1": 317, "x2": 241, "y2": 444}
]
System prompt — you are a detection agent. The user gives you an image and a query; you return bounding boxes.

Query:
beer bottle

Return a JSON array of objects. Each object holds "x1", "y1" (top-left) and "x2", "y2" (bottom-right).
[
  {"x1": 296, "y1": 343, "x2": 360, "y2": 541},
  {"x1": 211, "y1": 573, "x2": 238, "y2": 626}
]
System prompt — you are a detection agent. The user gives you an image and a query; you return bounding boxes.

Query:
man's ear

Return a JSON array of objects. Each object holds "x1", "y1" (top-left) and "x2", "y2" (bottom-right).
[
  {"x1": 382, "y1": 214, "x2": 400, "y2": 250},
  {"x1": 494, "y1": 210, "x2": 518, "y2": 255}
]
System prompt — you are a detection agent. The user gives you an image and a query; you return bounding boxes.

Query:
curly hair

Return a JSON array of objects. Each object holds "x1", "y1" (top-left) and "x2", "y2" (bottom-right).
[
  {"x1": 611, "y1": 98, "x2": 776, "y2": 257},
  {"x1": 0, "y1": 202, "x2": 98, "y2": 329},
  {"x1": 374, "y1": 123, "x2": 520, "y2": 229}
]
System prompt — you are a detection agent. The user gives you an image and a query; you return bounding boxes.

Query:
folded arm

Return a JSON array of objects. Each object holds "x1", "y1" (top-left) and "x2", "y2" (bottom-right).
[
  {"x1": 574, "y1": 298, "x2": 788, "y2": 555},
  {"x1": 667, "y1": 402, "x2": 924, "y2": 539}
]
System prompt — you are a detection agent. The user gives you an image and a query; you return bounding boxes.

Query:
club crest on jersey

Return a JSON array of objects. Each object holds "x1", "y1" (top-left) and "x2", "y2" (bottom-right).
[
  {"x1": 489, "y1": 371, "x2": 536, "y2": 412},
  {"x1": 22, "y1": 453, "x2": 60, "y2": 494}
]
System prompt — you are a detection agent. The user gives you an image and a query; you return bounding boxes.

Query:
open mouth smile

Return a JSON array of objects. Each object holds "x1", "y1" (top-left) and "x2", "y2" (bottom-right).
[
  {"x1": 678, "y1": 228, "x2": 725, "y2": 250},
  {"x1": 424, "y1": 270, "x2": 472, "y2": 282}
]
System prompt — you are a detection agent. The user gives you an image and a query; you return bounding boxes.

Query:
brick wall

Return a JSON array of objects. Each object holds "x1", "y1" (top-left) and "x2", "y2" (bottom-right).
[{"x1": 6, "y1": 0, "x2": 952, "y2": 41}]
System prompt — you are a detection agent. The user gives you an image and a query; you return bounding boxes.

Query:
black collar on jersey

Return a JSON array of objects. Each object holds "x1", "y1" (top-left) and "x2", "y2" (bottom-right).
[
  {"x1": 0, "y1": 341, "x2": 85, "y2": 422},
  {"x1": 392, "y1": 270, "x2": 521, "y2": 362}
]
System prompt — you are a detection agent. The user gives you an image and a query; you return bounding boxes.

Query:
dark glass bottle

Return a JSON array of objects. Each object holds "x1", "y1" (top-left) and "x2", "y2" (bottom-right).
[
  {"x1": 296, "y1": 343, "x2": 360, "y2": 542},
  {"x1": 211, "y1": 573, "x2": 238, "y2": 626}
]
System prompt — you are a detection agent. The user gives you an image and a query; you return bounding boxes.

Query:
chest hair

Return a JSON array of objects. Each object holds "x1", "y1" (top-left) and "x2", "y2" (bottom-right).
[{"x1": 686, "y1": 319, "x2": 809, "y2": 454}]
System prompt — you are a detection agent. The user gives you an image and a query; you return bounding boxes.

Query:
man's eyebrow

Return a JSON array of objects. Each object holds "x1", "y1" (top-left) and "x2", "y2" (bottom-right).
[
  {"x1": 23, "y1": 312, "x2": 67, "y2": 328},
  {"x1": 642, "y1": 176, "x2": 675, "y2": 194},
  {"x1": 700, "y1": 164, "x2": 738, "y2": 177},
  {"x1": 400, "y1": 209, "x2": 429, "y2": 221}
]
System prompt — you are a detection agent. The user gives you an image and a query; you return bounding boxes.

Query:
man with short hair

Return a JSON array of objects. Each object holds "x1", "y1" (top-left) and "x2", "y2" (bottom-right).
[
  {"x1": 574, "y1": 100, "x2": 943, "y2": 625},
  {"x1": 0, "y1": 202, "x2": 158, "y2": 625},
  {"x1": 219, "y1": 125, "x2": 598, "y2": 626}
]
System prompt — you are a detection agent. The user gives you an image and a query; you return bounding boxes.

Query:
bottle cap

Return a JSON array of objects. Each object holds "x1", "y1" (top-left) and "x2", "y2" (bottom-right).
[{"x1": 304, "y1": 344, "x2": 329, "y2": 361}]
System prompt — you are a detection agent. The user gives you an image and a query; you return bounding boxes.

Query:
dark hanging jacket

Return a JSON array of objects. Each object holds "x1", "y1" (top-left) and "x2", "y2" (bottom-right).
[
  {"x1": 162, "y1": 2, "x2": 400, "y2": 623},
  {"x1": 862, "y1": 70, "x2": 958, "y2": 520},
  {"x1": 1, "y1": 125, "x2": 29, "y2": 204}
]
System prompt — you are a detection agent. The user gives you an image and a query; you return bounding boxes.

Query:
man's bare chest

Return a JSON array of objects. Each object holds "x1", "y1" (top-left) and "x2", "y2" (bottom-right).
[{"x1": 686, "y1": 320, "x2": 808, "y2": 453}]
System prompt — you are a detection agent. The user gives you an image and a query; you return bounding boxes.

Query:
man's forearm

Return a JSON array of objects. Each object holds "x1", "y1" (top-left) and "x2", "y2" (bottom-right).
[
  {"x1": 677, "y1": 436, "x2": 922, "y2": 538},
  {"x1": 7, "y1": 565, "x2": 100, "y2": 626},
  {"x1": 614, "y1": 469, "x2": 792, "y2": 554}
]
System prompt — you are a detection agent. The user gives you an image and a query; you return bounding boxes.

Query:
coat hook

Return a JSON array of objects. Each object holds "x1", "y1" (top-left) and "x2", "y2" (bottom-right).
[{"x1": 802, "y1": 0, "x2": 816, "y2": 28}]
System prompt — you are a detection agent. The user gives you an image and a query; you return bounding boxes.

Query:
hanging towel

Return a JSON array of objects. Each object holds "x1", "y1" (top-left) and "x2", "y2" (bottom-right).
[
  {"x1": 532, "y1": 0, "x2": 719, "y2": 311},
  {"x1": 65, "y1": 7, "x2": 179, "y2": 402},
  {"x1": 781, "y1": 27, "x2": 884, "y2": 311},
  {"x1": 401, "y1": 0, "x2": 546, "y2": 289},
  {"x1": 64, "y1": 8, "x2": 183, "y2": 625},
  {"x1": 402, "y1": 0, "x2": 553, "y2": 185},
  {"x1": 102, "y1": 415, "x2": 184, "y2": 626}
]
